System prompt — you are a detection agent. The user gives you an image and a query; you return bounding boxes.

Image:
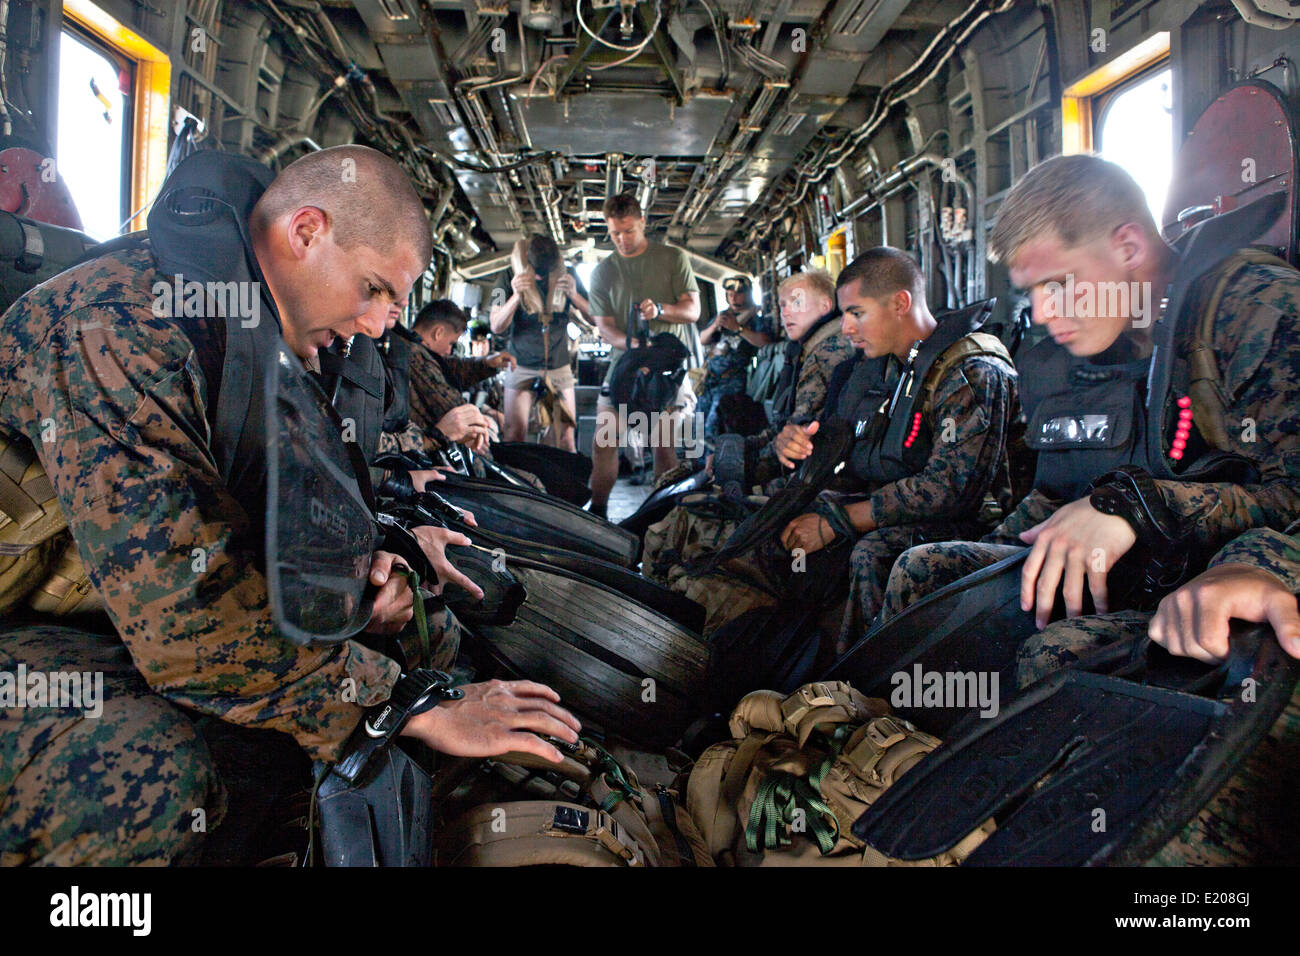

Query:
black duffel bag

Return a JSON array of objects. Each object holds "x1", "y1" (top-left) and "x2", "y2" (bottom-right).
[{"x1": 607, "y1": 306, "x2": 691, "y2": 416}]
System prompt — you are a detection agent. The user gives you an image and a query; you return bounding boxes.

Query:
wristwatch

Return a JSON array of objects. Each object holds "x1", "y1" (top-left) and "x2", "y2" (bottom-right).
[
  {"x1": 332, "y1": 668, "x2": 464, "y2": 783},
  {"x1": 652, "y1": 302, "x2": 664, "y2": 320},
  {"x1": 1088, "y1": 465, "x2": 1191, "y2": 605}
]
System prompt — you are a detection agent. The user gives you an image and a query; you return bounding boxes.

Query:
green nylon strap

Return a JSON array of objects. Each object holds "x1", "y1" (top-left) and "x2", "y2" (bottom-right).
[
  {"x1": 392, "y1": 565, "x2": 430, "y2": 666},
  {"x1": 585, "y1": 737, "x2": 640, "y2": 812},
  {"x1": 809, "y1": 724, "x2": 854, "y2": 791},
  {"x1": 745, "y1": 771, "x2": 838, "y2": 855}
]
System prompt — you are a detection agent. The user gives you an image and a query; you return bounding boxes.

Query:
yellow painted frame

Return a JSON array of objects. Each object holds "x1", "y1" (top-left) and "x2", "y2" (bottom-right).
[
  {"x1": 1062, "y1": 32, "x2": 1170, "y2": 154},
  {"x1": 62, "y1": 0, "x2": 171, "y2": 231}
]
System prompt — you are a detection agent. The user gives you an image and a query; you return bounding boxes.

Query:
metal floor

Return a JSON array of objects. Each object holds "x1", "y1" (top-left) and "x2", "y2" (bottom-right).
[{"x1": 605, "y1": 472, "x2": 655, "y2": 524}]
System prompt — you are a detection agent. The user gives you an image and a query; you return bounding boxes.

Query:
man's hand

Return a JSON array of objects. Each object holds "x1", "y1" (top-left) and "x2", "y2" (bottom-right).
[
  {"x1": 436, "y1": 404, "x2": 490, "y2": 446},
  {"x1": 365, "y1": 550, "x2": 415, "y2": 634},
  {"x1": 1151, "y1": 563, "x2": 1300, "y2": 663},
  {"x1": 484, "y1": 351, "x2": 517, "y2": 372},
  {"x1": 774, "y1": 420, "x2": 819, "y2": 469},
  {"x1": 401, "y1": 679, "x2": 581, "y2": 763},
  {"x1": 409, "y1": 469, "x2": 445, "y2": 492},
  {"x1": 554, "y1": 273, "x2": 576, "y2": 300},
  {"x1": 718, "y1": 312, "x2": 741, "y2": 333},
  {"x1": 510, "y1": 272, "x2": 535, "y2": 297},
  {"x1": 1018, "y1": 497, "x2": 1138, "y2": 628},
  {"x1": 637, "y1": 298, "x2": 660, "y2": 322},
  {"x1": 781, "y1": 513, "x2": 832, "y2": 555},
  {"x1": 410, "y1": 525, "x2": 485, "y2": 600}
]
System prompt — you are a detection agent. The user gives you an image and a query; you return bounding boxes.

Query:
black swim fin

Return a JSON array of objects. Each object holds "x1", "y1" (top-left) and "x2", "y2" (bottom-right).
[
  {"x1": 463, "y1": 553, "x2": 712, "y2": 749},
  {"x1": 617, "y1": 461, "x2": 712, "y2": 539},
  {"x1": 852, "y1": 622, "x2": 1300, "y2": 865},
  {"x1": 828, "y1": 550, "x2": 1036, "y2": 734},
  {"x1": 434, "y1": 473, "x2": 641, "y2": 568}
]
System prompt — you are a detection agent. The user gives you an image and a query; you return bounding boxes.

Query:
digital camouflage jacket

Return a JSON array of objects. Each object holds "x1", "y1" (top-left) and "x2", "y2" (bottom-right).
[{"x1": 0, "y1": 246, "x2": 400, "y2": 762}]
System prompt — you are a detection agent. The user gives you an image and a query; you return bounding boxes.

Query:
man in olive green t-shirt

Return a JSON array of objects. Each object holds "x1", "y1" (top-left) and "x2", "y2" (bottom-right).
[{"x1": 587, "y1": 193, "x2": 701, "y2": 516}]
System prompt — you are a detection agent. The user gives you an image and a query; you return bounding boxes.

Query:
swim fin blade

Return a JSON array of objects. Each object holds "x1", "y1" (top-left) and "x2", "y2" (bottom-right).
[{"x1": 852, "y1": 622, "x2": 1300, "y2": 866}]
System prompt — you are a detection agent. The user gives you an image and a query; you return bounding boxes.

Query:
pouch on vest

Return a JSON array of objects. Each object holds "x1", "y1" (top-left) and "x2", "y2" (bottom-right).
[
  {"x1": 0, "y1": 429, "x2": 100, "y2": 617},
  {"x1": 434, "y1": 740, "x2": 714, "y2": 867}
]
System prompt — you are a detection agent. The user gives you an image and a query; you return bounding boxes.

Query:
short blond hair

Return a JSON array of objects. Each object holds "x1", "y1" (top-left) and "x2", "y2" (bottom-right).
[
  {"x1": 778, "y1": 268, "x2": 835, "y2": 304},
  {"x1": 988, "y1": 154, "x2": 1158, "y2": 265}
]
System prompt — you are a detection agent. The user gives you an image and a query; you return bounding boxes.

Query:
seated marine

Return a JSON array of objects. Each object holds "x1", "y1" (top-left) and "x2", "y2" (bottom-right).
[
  {"x1": 771, "y1": 248, "x2": 1019, "y2": 653},
  {"x1": 408, "y1": 299, "x2": 516, "y2": 458},
  {"x1": 878, "y1": 153, "x2": 1300, "y2": 686},
  {"x1": 0, "y1": 145, "x2": 579, "y2": 866},
  {"x1": 641, "y1": 269, "x2": 853, "y2": 585}
]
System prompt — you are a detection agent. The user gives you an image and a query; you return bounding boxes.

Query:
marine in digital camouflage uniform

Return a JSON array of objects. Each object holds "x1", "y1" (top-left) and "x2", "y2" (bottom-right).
[
  {"x1": 1147, "y1": 524, "x2": 1300, "y2": 866},
  {"x1": 641, "y1": 271, "x2": 852, "y2": 586},
  {"x1": 0, "y1": 149, "x2": 460, "y2": 865},
  {"x1": 880, "y1": 167, "x2": 1300, "y2": 635},
  {"x1": 873, "y1": 155, "x2": 1300, "y2": 863},
  {"x1": 767, "y1": 250, "x2": 1017, "y2": 653},
  {"x1": 408, "y1": 340, "x2": 505, "y2": 456},
  {"x1": 745, "y1": 308, "x2": 854, "y2": 491}
]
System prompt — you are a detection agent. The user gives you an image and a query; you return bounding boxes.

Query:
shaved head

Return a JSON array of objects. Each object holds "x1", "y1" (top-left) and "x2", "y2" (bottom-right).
[{"x1": 251, "y1": 144, "x2": 433, "y2": 265}]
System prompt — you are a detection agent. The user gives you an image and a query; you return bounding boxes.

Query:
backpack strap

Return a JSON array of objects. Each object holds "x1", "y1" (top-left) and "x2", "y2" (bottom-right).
[
  {"x1": 0, "y1": 431, "x2": 63, "y2": 542},
  {"x1": 779, "y1": 680, "x2": 884, "y2": 747},
  {"x1": 1186, "y1": 247, "x2": 1292, "y2": 449},
  {"x1": 917, "y1": 331, "x2": 1012, "y2": 421}
]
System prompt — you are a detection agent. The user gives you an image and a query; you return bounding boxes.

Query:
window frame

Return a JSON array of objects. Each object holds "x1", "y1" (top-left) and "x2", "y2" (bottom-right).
[
  {"x1": 59, "y1": 21, "x2": 136, "y2": 233},
  {"x1": 1061, "y1": 32, "x2": 1170, "y2": 155},
  {"x1": 61, "y1": 0, "x2": 170, "y2": 234}
]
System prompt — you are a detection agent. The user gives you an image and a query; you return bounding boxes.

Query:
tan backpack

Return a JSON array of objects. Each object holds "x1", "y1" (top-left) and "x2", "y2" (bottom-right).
[
  {"x1": 433, "y1": 739, "x2": 715, "y2": 867},
  {"x1": 686, "y1": 680, "x2": 995, "y2": 866},
  {"x1": 0, "y1": 430, "x2": 100, "y2": 617}
]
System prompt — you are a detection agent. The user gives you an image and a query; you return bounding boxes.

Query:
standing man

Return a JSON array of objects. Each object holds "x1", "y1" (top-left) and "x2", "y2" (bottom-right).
[
  {"x1": 697, "y1": 275, "x2": 772, "y2": 437},
  {"x1": 587, "y1": 193, "x2": 701, "y2": 518},
  {"x1": 490, "y1": 235, "x2": 590, "y2": 451}
]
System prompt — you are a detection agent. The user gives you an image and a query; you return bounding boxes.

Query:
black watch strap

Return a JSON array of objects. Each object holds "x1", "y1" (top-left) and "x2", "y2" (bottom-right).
[
  {"x1": 332, "y1": 668, "x2": 464, "y2": 784},
  {"x1": 1088, "y1": 465, "x2": 1191, "y2": 602}
]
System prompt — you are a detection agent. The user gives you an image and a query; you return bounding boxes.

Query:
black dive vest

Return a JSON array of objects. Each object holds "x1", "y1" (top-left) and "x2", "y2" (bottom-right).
[
  {"x1": 318, "y1": 333, "x2": 387, "y2": 466},
  {"x1": 378, "y1": 324, "x2": 420, "y2": 432},
  {"x1": 826, "y1": 298, "x2": 998, "y2": 486},
  {"x1": 146, "y1": 151, "x2": 283, "y2": 542},
  {"x1": 770, "y1": 308, "x2": 841, "y2": 424},
  {"x1": 1019, "y1": 193, "x2": 1283, "y2": 501}
]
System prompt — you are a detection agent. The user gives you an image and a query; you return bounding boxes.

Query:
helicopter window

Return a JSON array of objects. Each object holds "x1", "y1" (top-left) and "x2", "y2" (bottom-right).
[
  {"x1": 56, "y1": 27, "x2": 132, "y2": 240},
  {"x1": 1096, "y1": 66, "x2": 1175, "y2": 222}
]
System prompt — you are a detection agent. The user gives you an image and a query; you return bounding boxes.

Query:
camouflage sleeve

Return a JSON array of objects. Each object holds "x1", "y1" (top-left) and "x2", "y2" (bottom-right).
[
  {"x1": 1154, "y1": 263, "x2": 1300, "y2": 554},
  {"x1": 441, "y1": 354, "x2": 499, "y2": 390},
  {"x1": 986, "y1": 488, "x2": 1063, "y2": 543},
  {"x1": 1208, "y1": 528, "x2": 1300, "y2": 594},
  {"x1": 748, "y1": 331, "x2": 854, "y2": 485},
  {"x1": 407, "y1": 347, "x2": 466, "y2": 448},
  {"x1": 868, "y1": 357, "x2": 1017, "y2": 527},
  {"x1": 1, "y1": 301, "x2": 399, "y2": 762}
]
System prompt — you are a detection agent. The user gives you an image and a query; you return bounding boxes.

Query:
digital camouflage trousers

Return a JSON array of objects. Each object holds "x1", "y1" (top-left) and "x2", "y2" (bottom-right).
[{"x1": 1, "y1": 610, "x2": 461, "y2": 866}]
